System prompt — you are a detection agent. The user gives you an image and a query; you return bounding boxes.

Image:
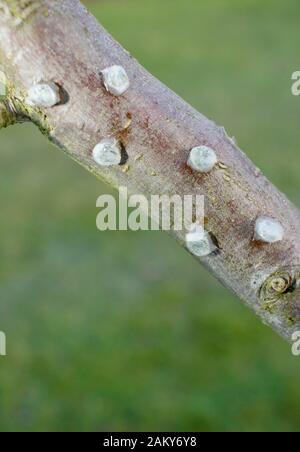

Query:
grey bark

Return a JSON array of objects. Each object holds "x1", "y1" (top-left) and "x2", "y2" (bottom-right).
[{"x1": 0, "y1": 0, "x2": 299, "y2": 341}]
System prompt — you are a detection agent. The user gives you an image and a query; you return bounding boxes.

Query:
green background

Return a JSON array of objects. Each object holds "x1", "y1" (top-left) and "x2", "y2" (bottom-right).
[{"x1": 0, "y1": 0, "x2": 300, "y2": 432}]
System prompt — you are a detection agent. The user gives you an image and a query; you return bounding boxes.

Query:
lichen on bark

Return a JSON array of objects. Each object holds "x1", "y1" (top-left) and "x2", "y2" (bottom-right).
[
  {"x1": 0, "y1": 0, "x2": 42, "y2": 25},
  {"x1": 0, "y1": 102, "x2": 15, "y2": 128}
]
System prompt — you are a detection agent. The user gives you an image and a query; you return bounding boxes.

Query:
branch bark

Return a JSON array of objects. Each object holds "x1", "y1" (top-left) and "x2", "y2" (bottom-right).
[{"x1": 0, "y1": 0, "x2": 299, "y2": 341}]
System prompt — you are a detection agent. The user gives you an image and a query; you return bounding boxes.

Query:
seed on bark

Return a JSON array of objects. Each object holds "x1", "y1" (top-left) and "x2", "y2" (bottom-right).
[
  {"x1": 185, "y1": 223, "x2": 216, "y2": 257},
  {"x1": 187, "y1": 145, "x2": 217, "y2": 173},
  {"x1": 92, "y1": 138, "x2": 122, "y2": 166},
  {"x1": 254, "y1": 216, "x2": 284, "y2": 243},
  {"x1": 101, "y1": 65, "x2": 130, "y2": 96},
  {"x1": 26, "y1": 82, "x2": 61, "y2": 108}
]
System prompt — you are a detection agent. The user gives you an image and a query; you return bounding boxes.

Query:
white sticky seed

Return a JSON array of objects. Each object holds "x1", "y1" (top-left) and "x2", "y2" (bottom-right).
[
  {"x1": 185, "y1": 223, "x2": 216, "y2": 257},
  {"x1": 188, "y1": 145, "x2": 218, "y2": 173},
  {"x1": 101, "y1": 65, "x2": 130, "y2": 96},
  {"x1": 92, "y1": 138, "x2": 122, "y2": 166},
  {"x1": 26, "y1": 82, "x2": 61, "y2": 108},
  {"x1": 254, "y1": 216, "x2": 284, "y2": 243}
]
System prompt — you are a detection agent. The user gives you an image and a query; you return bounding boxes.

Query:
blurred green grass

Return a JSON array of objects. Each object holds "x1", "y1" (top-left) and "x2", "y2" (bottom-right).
[{"x1": 0, "y1": 0, "x2": 300, "y2": 432}]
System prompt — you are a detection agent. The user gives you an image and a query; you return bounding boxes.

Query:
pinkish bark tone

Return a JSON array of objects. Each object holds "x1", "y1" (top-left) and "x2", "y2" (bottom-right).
[{"x1": 0, "y1": 0, "x2": 299, "y2": 341}]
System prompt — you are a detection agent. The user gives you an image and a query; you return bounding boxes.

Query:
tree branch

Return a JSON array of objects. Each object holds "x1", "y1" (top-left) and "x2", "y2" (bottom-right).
[{"x1": 0, "y1": 0, "x2": 299, "y2": 341}]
